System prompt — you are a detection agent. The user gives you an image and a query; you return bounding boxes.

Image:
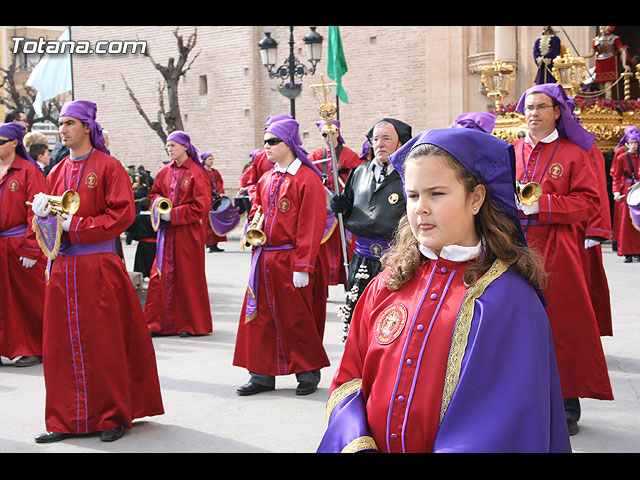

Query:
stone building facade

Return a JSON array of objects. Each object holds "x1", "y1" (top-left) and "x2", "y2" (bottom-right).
[{"x1": 34, "y1": 26, "x2": 599, "y2": 196}]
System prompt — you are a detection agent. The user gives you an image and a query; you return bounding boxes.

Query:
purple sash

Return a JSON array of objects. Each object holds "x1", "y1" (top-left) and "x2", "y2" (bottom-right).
[
  {"x1": 0, "y1": 223, "x2": 27, "y2": 238},
  {"x1": 245, "y1": 244, "x2": 294, "y2": 323},
  {"x1": 58, "y1": 238, "x2": 116, "y2": 257},
  {"x1": 355, "y1": 236, "x2": 390, "y2": 261}
]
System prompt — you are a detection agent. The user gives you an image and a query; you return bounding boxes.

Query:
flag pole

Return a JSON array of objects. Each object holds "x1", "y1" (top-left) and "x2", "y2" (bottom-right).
[{"x1": 68, "y1": 26, "x2": 75, "y2": 100}]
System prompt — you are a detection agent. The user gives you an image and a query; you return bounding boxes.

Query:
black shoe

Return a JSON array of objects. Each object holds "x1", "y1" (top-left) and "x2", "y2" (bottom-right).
[
  {"x1": 100, "y1": 425, "x2": 125, "y2": 442},
  {"x1": 567, "y1": 419, "x2": 579, "y2": 436},
  {"x1": 634, "y1": 255, "x2": 640, "y2": 262},
  {"x1": 35, "y1": 431, "x2": 70, "y2": 443},
  {"x1": 14, "y1": 356, "x2": 42, "y2": 367},
  {"x1": 209, "y1": 245, "x2": 224, "y2": 252},
  {"x1": 624, "y1": 255, "x2": 633, "y2": 263},
  {"x1": 236, "y1": 381, "x2": 274, "y2": 396},
  {"x1": 295, "y1": 381, "x2": 318, "y2": 396},
  {"x1": 178, "y1": 331, "x2": 193, "y2": 337}
]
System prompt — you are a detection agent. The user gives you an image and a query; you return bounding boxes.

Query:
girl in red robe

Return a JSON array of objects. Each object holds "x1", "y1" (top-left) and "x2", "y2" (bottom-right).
[{"x1": 318, "y1": 128, "x2": 569, "y2": 453}]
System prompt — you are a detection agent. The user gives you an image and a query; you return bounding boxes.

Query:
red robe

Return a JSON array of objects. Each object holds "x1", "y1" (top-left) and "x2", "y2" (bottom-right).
[
  {"x1": 43, "y1": 149, "x2": 164, "y2": 434},
  {"x1": 233, "y1": 160, "x2": 330, "y2": 376},
  {"x1": 205, "y1": 167, "x2": 226, "y2": 244},
  {"x1": 238, "y1": 149, "x2": 273, "y2": 202},
  {"x1": 580, "y1": 146, "x2": 613, "y2": 336},
  {"x1": 0, "y1": 155, "x2": 46, "y2": 358},
  {"x1": 610, "y1": 147, "x2": 640, "y2": 256},
  {"x1": 514, "y1": 136, "x2": 613, "y2": 400},
  {"x1": 145, "y1": 157, "x2": 213, "y2": 335},
  {"x1": 308, "y1": 145, "x2": 363, "y2": 286}
]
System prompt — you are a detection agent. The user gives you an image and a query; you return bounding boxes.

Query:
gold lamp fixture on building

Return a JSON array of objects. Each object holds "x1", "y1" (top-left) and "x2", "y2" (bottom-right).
[
  {"x1": 481, "y1": 58, "x2": 515, "y2": 110},
  {"x1": 551, "y1": 50, "x2": 586, "y2": 97}
]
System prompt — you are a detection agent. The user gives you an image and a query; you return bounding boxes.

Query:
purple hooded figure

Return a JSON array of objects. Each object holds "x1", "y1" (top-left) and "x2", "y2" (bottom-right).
[
  {"x1": 0, "y1": 122, "x2": 39, "y2": 167},
  {"x1": 451, "y1": 112, "x2": 497, "y2": 134}
]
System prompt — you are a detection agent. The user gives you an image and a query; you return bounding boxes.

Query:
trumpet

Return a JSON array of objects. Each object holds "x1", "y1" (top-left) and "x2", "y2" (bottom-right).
[
  {"x1": 516, "y1": 181, "x2": 542, "y2": 206},
  {"x1": 156, "y1": 197, "x2": 172, "y2": 215},
  {"x1": 26, "y1": 189, "x2": 81, "y2": 215},
  {"x1": 244, "y1": 205, "x2": 266, "y2": 247}
]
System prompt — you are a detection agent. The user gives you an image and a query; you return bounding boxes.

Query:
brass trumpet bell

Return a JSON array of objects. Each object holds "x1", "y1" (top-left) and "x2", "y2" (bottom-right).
[
  {"x1": 244, "y1": 205, "x2": 266, "y2": 247},
  {"x1": 157, "y1": 197, "x2": 172, "y2": 215},
  {"x1": 26, "y1": 189, "x2": 81, "y2": 215},
  {"x1": 516, "y1": 181, "x2": 542, "y2": 206}
]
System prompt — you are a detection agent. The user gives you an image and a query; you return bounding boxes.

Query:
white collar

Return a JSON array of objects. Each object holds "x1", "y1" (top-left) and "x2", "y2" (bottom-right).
[
  {"x1": 526, "y1": 128, "x2": 558, "y2": 147},
  {"x1": 369, "y1": 160, "x2": 394, "y2": 174},
  {"x1": 274, "y1": 158, "x2": 301, "y2": 175},
  {"x1": 419, "y1": 240, "x2": 482, "y2": 262}
]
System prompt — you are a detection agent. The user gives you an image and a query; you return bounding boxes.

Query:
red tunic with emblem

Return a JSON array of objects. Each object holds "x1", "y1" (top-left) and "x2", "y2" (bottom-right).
[
  {"x1": 308, "y1": 145, "x2": 363, "y2": 286},
  {"x1": 205, "y1": 167, "x2": 226, "y2": 244},
  {"x1": 0, "y1": 155, "x2": 46, "y2": 358},
  {"x1": 513, "y1": 136, "x2": 613, "y2": 400},
  {"x1": 145, "y1": 157, "x2": 213, "y2": 335},
  {"x1": 43, "y1": 149, "x2": 164, "y2": 434},
  {"x1": 610, "y1": 146, "x2": 640, "y2": 256},
  {"x1": 580, "y1": 146, "x2": 613, "y2": 336},
  {"x1": 233, "y1": 160, "x2": 330, "y2": 376},
  {"x1": 331, "y1": 259, "x2": 470, "y2": 452}
]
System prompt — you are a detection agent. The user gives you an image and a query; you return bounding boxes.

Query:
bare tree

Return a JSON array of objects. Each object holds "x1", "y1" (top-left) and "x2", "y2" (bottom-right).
[
  {"x1": 123, "y1": 27, "x2": 200, "y2": 145},
  {"x1": 0, "y1": 55, "x2": 63, "y2": 128}
]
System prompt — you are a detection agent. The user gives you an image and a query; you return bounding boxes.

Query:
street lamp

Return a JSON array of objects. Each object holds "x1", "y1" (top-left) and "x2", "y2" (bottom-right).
[{"x1": 258, "y1": 26, "x2": 324, "y2": 118}]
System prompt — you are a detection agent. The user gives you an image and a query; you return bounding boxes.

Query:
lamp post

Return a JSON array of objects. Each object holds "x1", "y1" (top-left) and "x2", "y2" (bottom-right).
[
  {"x1": 481, "y1": 58, "x2": 515, "y2": 111},
  {"x1": 258, "y1": 26, "x2": 323, "y2": 118}
]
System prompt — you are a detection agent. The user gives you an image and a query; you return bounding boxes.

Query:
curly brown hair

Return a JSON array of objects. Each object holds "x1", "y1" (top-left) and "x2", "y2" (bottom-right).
[{"x1": 381, "y1": 144, "x2": 546, "y2": 292}]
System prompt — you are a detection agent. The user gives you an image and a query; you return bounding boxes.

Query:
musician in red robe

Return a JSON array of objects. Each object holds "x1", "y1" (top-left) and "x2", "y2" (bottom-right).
[
  {"x1": 201, "y1": 152, "x2": 227, "y2": 252},
  {"x1": 31, "y1": 100, "x2": 163, "y2": 443},
  {"x1": 0, "y1": 122, "x2": 46, "y2": 367},
  {"x1": 610, "y1": 133, "x2": 640, "y2": 262},
  {"x1": 233, "y1": 118, "x2": 330, "y2": 396},
  {"x1": 514, "y1": 84, "x2": 613, "y2": 436},
  {"x1": 309, "y1": 120, "x2": 363, "y2": 287},
  {"x1": 144, "y1": 131, "x2": 212, "y2": 336}
]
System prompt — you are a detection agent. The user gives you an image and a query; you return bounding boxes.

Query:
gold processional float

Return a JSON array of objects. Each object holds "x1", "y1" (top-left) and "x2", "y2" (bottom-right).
[{"x1": 482, "y1": 53, "x2": 640, "y2": 223}]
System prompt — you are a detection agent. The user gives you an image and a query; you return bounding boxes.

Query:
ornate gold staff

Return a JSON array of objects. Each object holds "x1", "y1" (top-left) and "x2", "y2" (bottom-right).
[{"x1": 310, "y1": 75, "x2": 349, "y2": 279}]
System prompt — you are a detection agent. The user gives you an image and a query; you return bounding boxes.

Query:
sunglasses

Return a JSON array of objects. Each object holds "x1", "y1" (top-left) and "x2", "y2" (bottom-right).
[
  {"x1": 0, "y1": 138, "x2": 14, "y2": 146},
  {"x1": 264, "y1": 137, "x2": 284, "y2": 146}
]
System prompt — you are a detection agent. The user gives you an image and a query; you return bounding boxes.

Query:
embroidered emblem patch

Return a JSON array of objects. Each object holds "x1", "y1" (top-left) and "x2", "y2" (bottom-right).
[
  {"x1": 388, "y1": 192, "x2": 399, "y2": 204},
  {"x1": 548, "y1": 162, "x2": 564, "y2": 179},
  {"x1": 374, "y1": 304, "x2": 408, "y2": 345},
  {"x1": 369, "y1": 243, "x2": 384, "y2": 258},
  {"x1": 8, "y1": 179, "x2": 19, "y2": 191},
  {"x1": 183, "y1": 178, "x2": 190, "y2": 188},
  {"x1": 278, "y1": 197, "x2": 290, "y2": 212},
  {"x1": 85, "y1": 172, "x2": 97, "y2": 188}
]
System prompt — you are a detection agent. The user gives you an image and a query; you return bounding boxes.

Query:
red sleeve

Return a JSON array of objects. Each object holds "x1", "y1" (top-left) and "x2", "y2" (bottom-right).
[
  {"x1": 585, "y1": 146, "x2": 611, "y2": 238},
  {"x1": 293, "y1": 169, "x2": 326, "y2": 273}
]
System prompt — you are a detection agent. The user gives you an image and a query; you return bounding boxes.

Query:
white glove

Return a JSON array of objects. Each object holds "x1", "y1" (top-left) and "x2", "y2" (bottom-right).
[
  {"x1": 160, "y1": 212, "x2": 171, "y2": 222},
  {"x1": 293, "y1": 271, "x2": 309, "y2": 288},
  {"x1": 520, "y1": 202, "x2": 539, "y2": 215},
  {"x1": 584, "y1": 238, "x2": 601, "y2": 249},
  {"x1": 31, "y1": 193, "x2": 51, "y2": 217},
  {"x1": 613, "y1": 192, "x2": 624, "y2": 202},
  {"x1": 61, "y1": 213, "x2": 73, "y2": 232},
  {"x1": 20, "y1": 256, "x2": 37, "y2": 268}
]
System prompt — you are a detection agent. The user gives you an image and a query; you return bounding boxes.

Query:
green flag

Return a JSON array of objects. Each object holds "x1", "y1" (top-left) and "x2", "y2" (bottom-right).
[{"x1": 327, "y1": 26, "x2": 348, "y2": 104}]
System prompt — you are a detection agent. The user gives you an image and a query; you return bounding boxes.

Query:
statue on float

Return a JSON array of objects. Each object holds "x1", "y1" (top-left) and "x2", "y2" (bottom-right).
[
  {"x1": 584, "y1": 26, "x2": 630, "y2": 99},
  {"x1": 533, "y1": 26, "x2": 564, "y2": 84}
]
